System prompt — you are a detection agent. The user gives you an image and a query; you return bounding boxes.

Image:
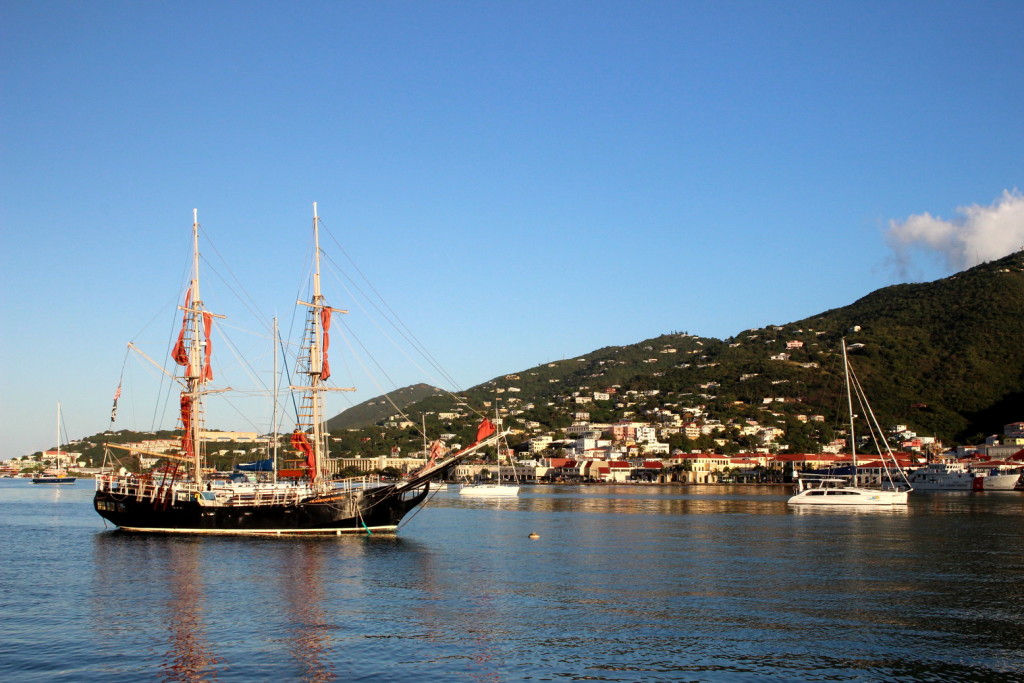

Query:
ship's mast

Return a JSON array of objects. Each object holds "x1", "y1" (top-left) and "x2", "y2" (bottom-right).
[
  {"x1": 295, "y1": 203, "x2": 354, "y2": 487},
  {"x1": 309, "y1": 203, "x2": 326, "y2": 483},
  {"x1": 178, "y1": 209, "x2": 224, "y2": 488},
  {"x1": 187, "y1": 209, "x2": 204, "y2": 486}
]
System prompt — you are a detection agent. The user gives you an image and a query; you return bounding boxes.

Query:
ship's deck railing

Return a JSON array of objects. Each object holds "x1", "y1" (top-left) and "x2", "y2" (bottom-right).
[{"x1": 95, "y1": 472, "x2": 389, "y2": 507}]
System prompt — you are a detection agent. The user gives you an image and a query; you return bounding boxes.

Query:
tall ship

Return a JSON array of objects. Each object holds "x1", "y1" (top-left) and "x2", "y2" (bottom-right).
[
  {"x1": 907, "y1": 461, "x2": 1021, "y2": 491},
  {"x1": 94, "y1": 206, "x2": 502, "y2": 534}
]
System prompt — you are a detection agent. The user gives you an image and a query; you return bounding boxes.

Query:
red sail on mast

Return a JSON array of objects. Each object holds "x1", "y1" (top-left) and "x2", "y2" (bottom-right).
[
  {"x1": 171, "y1": 289, "x2": 192, "y2": 367},
  {"x1": 320, "y1": 308, "x2": 332, "y2": 380},
  {"x1": 180, "y1": 394, "x2": 194, "y2": 458},
  {"x1": 201, "y1": 311, "x2": 213, "y2": 381},
  {"x1": 291, "y1": 430, "x2": 315, "y2": 476},
  {"x1": 475, "y1": 417, "x2": 496, "y2": 444}
]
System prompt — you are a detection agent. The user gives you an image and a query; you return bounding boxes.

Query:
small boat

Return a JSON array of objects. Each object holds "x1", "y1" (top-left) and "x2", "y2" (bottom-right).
[
  {"x1": 459, "y1": 483, "x2": 519, "y2": 497},
  {"x1": 33, "y1": 403, "x2": 77, "y2": 485},
  {"x1": 789, "y1": 340, "x2": 912, "y2": 506},
  {"x1": 459, "y1": 437, "x2": 520, "y2": 497},
  {"x1": 33, "y1": 473, "x2": 77, "y2": 484},
  {"x1": 94, "y1": 205, "x2": 505, "y2": 535}
]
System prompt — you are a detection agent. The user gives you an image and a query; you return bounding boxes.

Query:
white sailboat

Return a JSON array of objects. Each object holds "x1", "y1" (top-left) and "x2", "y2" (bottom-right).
[
  {"x1": 33, "y1": 402, "x2": 77, "y2": 484},
  {"x1": 460, "y1": 419, "x2": 519, "y2": 497},
  {"x1": 788, "y1": 340, "x2": 912, "y2": 506},
  {"x1": 459, "y1": 482, "x2": 519, "y2": 497}
]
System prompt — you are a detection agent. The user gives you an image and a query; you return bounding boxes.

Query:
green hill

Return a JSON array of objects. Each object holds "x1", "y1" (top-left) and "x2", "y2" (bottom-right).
[
  {"x1": 795, "y1": 250, "x2": 1024, "y2": 442},
  {"x1": 391, "y1": 250, "x2": 1024, "y2": 446},
  {"x1": 326, "y1": 383, "x2": 443, "y2": 430}
]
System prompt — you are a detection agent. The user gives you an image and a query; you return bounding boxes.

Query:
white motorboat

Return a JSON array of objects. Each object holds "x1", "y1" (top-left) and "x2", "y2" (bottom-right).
[{"x1": 907, "y1": 461, "x2": 1021, "y2": 491}]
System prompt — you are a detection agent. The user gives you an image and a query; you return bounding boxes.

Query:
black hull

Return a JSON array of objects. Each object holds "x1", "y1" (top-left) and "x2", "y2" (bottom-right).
[{"x1": 93, "y1": 484, "x2": 430, "y2": 536}]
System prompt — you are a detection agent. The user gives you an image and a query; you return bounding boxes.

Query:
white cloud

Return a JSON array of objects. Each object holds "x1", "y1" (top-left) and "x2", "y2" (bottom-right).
[{"x1": 886, "y1": 189, "x2": 1024, "y2": 275}]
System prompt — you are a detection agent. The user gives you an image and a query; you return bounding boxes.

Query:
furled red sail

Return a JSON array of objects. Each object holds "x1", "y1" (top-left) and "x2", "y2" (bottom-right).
[
  {"x1": 320, "y1": 308, "x2": 331, "y2": 380},
  {"x1": 172, "y1": 289, "x2": 192, "y2": 367},
  {"x1": 180, "y1": 395, "x2": 194, "y2": 458},
  {"x1": 202, "y1": 311, "x2": 213, "y2": 381},
  {"x1": 291, "y1": 430, "x2": 315, "y2": 475}
]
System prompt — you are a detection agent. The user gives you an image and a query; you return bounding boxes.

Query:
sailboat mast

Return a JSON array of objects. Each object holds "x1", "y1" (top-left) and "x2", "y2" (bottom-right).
[
  {"x1": 843, "y1": 338, "x2": 857, "y2": 485},
  {"x1": 55, "y1": 401, "x2": 62, "y2": 470},
  {"x1": 272, "y1": 316, "x2": 279, "y2": 484}
]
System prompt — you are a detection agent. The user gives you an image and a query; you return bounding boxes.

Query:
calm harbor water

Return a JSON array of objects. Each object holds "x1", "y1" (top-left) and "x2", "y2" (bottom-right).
[{"x1": 1, "y1": 479, "x2": 1023, "y2": 682}]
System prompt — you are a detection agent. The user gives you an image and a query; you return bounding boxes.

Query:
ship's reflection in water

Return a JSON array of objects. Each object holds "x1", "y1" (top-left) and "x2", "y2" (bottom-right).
[
  {"x1": 279, "y1": 540, "x2": 337, "y2": 683},
  {"x1": 91, "y1": 531, "x2": 437, "y2": 681},
  {"x1": 162, "y1": 541, "x2": 222, "y2": 681},
  {"x1": 92, "y1": 534, "x2": 223, "y2": 682}
]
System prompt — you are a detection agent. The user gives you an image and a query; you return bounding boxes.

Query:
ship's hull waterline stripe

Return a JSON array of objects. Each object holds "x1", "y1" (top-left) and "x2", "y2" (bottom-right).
[{"x1": 117, "y1": 525, "x2": 398, "y2": 535}]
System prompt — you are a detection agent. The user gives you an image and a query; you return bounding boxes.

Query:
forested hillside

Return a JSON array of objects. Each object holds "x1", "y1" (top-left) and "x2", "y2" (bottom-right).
[
  {"x1": 341, "y1": 250, "x2": 1024, "y2": 447},
  {"x1": 325, "y1": 383, "x2": 442, "y2": 430}
]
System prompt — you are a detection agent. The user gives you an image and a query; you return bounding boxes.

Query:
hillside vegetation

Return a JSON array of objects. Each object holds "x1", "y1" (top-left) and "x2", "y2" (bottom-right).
[
  {"x1": 333, "y1": 251, "x2": 1024, "y2": 449},
  {"x1": 325, "y1": 383, "x2": 442, "y2": 431}
]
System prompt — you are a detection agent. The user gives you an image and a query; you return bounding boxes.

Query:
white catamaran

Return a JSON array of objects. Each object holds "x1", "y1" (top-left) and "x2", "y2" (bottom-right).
[{"x1": 788, "y1": 340, "x2": 912, "y2": 506}]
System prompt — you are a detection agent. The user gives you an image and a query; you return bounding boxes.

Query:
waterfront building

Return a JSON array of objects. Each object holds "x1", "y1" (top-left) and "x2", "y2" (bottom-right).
[{"x1": 332, "y1": 455, "x2": 427, "y2": 475}]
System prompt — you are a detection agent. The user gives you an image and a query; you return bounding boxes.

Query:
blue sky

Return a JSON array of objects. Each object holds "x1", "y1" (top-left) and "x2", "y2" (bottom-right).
[{"x1": 2, "y1": 1, "x2": 1022, "y2": 458}]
